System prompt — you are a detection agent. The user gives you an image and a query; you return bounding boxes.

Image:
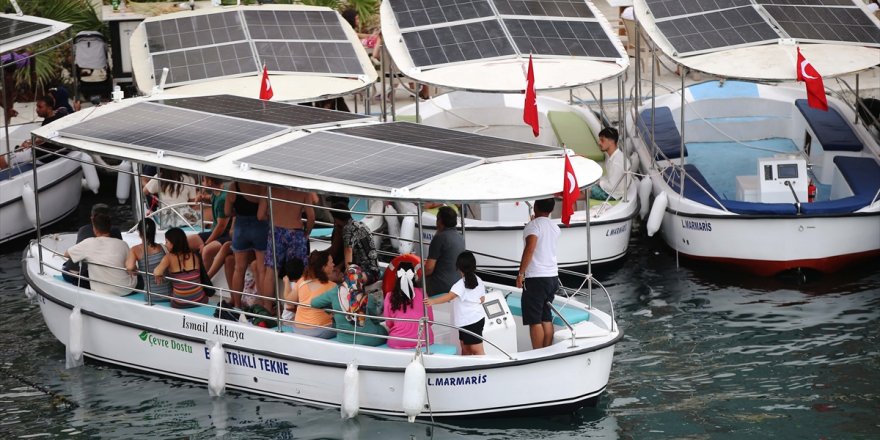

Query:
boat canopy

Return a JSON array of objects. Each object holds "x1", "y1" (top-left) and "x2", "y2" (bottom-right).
[
  {"x1": 632, "y1": 0, "x2": 880, "y2": 81},
  {"x1": 31, "y1": 96, "x2": 602, "y2": 203},
  {"x1": 129, "y1": 5, "x2": 378, "y2": 101},
  {"x1": 0, "y1": 14, "x2": 72, "y2": 54},
  {"x1": 380, "y1": 0, "x2": 628, "y2": 92}
]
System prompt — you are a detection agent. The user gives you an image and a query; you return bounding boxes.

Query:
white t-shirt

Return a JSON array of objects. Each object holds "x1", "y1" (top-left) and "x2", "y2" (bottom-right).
[
  {"x1": 449, "y1": 277, "x2": 486, "y2": 327},
  {"x1": 144, "y1": 174, "x2": 198, "y2": 227},
  {"x1": 599, "y1": 148, "x2": 629, "y2": 200},
  {"x1": 523, "y1": 216, "x2": 560, "y2": 278},
  {"x1": 67, "y1": 237, "x2": 136, "y2": 296}
]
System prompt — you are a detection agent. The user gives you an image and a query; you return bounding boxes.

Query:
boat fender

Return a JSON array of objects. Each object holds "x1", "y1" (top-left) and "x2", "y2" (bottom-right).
[
  {"x1": 638, "y1": 177, "x2": 653, "y2": 220},
  {"x1": 208, "y1": 340, "x2": 226, "y2": 397},
  {"x1": 383, "y1": 254, "x2": 422, "y2": 296},
  {"x1": 395, "y1": 201, "x2": 418, "y2": 215},
  {"x1": 66, "y1": 306, "x2": 84, "y2": 369},
  {"x1": 398, "y1": 216, "x2": 416, "y2": 254},
  {"x1": 116, "y1": 161, "x2": 132, "y2": 204},
  {"x1": 24, "y1": 286, "x2": 36, "y2": 300},
  {"x1": 646, "y1": 191, "x2": 667, "y2": 237},
  {"x1": 363, "y1": 200, "x2": 386, "y2": 250},
  {"x1": 629, "y1": 151, "x2": 641, "y2": 174},
  {"x1": 78, "y1": 152, "x2": 100, "y2": 194},
  {"x1": 385, "y1": 204, "x2": 401, "y2": 250},
  {"x1": 341, "y1": 362, "x2": 360, "y2": 419},
  {"x1": 22, "y1": 182, "x2": 37, "y2": 227},
  {"x1": 402, "y1": 353, "x2": 427, "y2": 423}
]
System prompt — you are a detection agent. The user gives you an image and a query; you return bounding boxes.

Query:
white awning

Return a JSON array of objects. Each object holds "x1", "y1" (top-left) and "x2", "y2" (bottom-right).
[{"x1": 0, "y1": 14, "x2": 72, "y2": 54}]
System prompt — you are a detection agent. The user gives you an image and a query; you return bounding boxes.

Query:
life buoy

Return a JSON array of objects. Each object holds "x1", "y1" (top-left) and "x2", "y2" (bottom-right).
[{"x1": 382, "y1": 253, "x2": 422, "y2": 295}]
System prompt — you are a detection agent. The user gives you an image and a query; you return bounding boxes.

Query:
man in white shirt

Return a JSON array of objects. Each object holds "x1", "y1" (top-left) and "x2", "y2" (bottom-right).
[
  {"x1": 590, "y1": 127, "x2": 629, "y2": 201},
  {"x1": 64, "y1": 212, "x2": 136, "y2": 296},
  {"x1": 516, "y1": 198, "x2": 561, "y2": 349}
]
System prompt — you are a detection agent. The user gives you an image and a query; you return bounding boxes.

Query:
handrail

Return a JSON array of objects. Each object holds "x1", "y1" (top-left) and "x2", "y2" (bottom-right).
[
  {"x1": 784, "y1": 181, "x2": 802, "y2": 214},
  {"x1": 546, "y1": 302, "x2": 577, "y2": 349},
  {"x1": 557, "y1": 277, "x2": 616, "y2": 334}
]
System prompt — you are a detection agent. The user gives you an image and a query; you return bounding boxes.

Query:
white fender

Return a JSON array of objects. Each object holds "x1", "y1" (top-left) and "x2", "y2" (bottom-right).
[
  {"x1": 401, "y1": 355, "x2": 427, "y2": 423},
  {"x1": 395, "y1": 201, "x2": 418, "y2": 215},
  {"x1": 66, "y1": 306, "x2": 84, "y2": 369},
  {"x1": 646, "y1": 191, "x2": 667, "y2": 237},
  {"x1": 208, "y1": 340, "x2": 226, "y2": 397},
  {"x1": 385, "y1": 204, "x2": 400, "y2": 249},
  {"x1": 24, "y1": 286, "x2": 36, "y2": 300},
  {"x1": 22, "y1": 182, "x2": 37, "y2": 227},
  {"x1": 366, "y1": 200, "x2": 385, "y2": 250},
  {"x1": 341, "y1": 362, "x2": 360, "y2": 419},
  {"x1": 116, "y1": 160, "x2": 132, "y2": 204},
  {"x1": 398, "y1": 216, "x2": 416, "y2": 254},
  {"x1": 638, "y1": 176, "x2": 653, "y2": 220},
  {"x1": 78, "y1": 152, "x2": 100, "y2": 194},
  {"x1": 629, "y1": 151, "x2": 640, "y2": 175}
]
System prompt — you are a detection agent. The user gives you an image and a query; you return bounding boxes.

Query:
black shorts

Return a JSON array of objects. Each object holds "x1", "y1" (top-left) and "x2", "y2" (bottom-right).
[
  {"x1": 522, "y1": 276, "x2": 559, "y2": 325},
  {"x1": 458, "y1": 318, "x2": 485, "y2": 345}
]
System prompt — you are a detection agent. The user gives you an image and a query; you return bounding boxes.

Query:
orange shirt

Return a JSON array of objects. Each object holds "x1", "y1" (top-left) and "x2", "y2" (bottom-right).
[{"x1": 294, "y1": 279, "x2": 334, "y2": 329}]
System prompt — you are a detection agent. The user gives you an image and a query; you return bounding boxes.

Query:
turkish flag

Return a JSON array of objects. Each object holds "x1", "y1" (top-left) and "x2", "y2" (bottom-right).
[
  {"x1": 561, "y1": 152, "x2": 579, "y2": 226},
  {"x1": 796, "y1": 48, "x2": 827, "y2": 111},
  {"x1": 523, "y1": 55, "x2": 539, "y2": 137},
  {"x1": 259, "y1": 65, "x2": 274, "y2": 101}
]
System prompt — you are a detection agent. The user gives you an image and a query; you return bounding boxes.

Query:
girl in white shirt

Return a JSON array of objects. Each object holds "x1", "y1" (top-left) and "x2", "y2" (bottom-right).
[{"x1": 425, "y1": 251, "x2": 486, "y2": 355}]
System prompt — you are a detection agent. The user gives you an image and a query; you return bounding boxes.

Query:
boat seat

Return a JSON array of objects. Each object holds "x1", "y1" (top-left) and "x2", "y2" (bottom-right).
[
  {"x1": 393, "y1": 114, "x2": 421, "y2": 123},
  {"x1": 588, "y1": 198, "x2": 621, "y2": 208},
  {"x1": 0, "y1": 163, "x2": 34, "y2": 181},
  {"x1": 663, "y1": 165, "x2": 798, "y2": 215},
  {"x1": 795, "y1": 99, "x2": 863, "y2": 152},
  {"x1": 373, "y1": 343, "x2": 458, "y2": 355},
  {"x1": 637, "y1": 107, "x2": 687, "y2": 160},
  {"x1": 547, "y1": 111, "x2": 604, "y2": 162},
  {"x1": 505, "y1": 295, "x2": 590, "y2": 326},
  {"x1": 801, "y1": 157, "x2": 880, "y2": 214}
]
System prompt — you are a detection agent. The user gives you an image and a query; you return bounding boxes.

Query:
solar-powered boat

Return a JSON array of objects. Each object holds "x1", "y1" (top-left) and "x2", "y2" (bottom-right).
[
  {"x1": 630, "y1": 0, "x2": 880, "y2": 275},
  {"x1": 378, "y1": 0, "x2": 640, "y2": 270},
  {"x1": 22, "y1": 95, "x2": 621, "y2": 418},
  {"x1": 0, "y1": 13, "x2": 97, "y2": 243}
]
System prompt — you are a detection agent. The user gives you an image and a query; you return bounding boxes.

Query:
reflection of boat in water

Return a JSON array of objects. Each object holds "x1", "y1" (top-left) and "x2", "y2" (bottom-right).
[
  {"x1": 630, "y1": 0, "x2": 880, "y2": 275},
  {"x1": 24, "y1": 89, "x2": 621, "y2": 418},
  {"x1": 395, "y1": 92, "x2": 640, "y2": 270}
]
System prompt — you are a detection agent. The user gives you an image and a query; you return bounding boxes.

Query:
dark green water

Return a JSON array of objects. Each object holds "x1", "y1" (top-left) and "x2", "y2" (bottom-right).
[{"x1": 1, "y1": 181, "x2": 878, "y2": 439}]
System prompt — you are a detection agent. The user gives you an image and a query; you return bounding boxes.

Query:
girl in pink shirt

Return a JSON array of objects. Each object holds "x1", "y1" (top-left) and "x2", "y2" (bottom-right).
[{"x1": 383, "y1": 261, "x2": 434, "y2": 349}]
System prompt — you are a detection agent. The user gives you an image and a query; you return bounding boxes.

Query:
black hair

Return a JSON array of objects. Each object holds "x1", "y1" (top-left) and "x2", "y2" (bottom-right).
[
  {"x1": 36, "y1": 95, "x2": 55, "y2": 108},
  {"x1": 437, "y1": 205, "x2": 457, "y2": 228},
  {"x1": 92, "y1": 212, "x2": 112, "y2": 234},
  {"x1": 284, "y1": 258, "x2": 305, "y2": 281},
  {"x1": 138, "y1": 218, "x2": 157, "y2": 247},
  {"x1": 164, "y1": 227, "x2": 191, "y2": 255},
  {"x1": 390, "y1": 261, "x2": 421, "y2": 313},
  {"x1": 330, "y1": 201, "x2": 352, "y2": 222},
  {"x1": 598, "y1": 126, "x2": 619, "y2": 143},
  {"x1": 534, "y1": 198, "x2": 555, "y2": 214},
  {"x1": 341, "y1": 8, "x2": 358, "y2": 30},
  {"x1": 305, "y1": 250, "x2": 332, "y2": 283},
  {"x1": 456, "y1": 251, "x2": 478, "y2": 290},
  {"x1": 91, "y1": 203, "x2": 110, "y2": 217}
]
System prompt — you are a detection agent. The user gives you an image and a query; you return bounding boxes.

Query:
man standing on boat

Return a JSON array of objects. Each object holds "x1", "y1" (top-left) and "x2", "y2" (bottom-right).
[
  {"x1": 590, "y1": 127, "x2": 628, "y2": 201},
  {"x1": 516, "y1": 198, "x2": 560, "y2": 349},
  {"x1": 258, "y1": 186, "x2": 316, "y2": 299},
  {"x1": 425, "y1": 205, "x2": 465, "y2": 296}
]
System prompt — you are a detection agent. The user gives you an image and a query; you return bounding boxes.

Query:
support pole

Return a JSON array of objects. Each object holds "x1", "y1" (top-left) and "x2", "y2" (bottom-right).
[
  {"x1": 854, "y1": 73, "x2": 860, "y2": 124},
  {"x1": 599, "y1": 83, "x2": 604, "y2": 124},
  {"x1": 380, "y1": 45, "x2": 387, "y2": 122},
  {"x1": 584, "y1": 187, "x2": 592, "y2": 309},
  {"x1": 135, "y1": 163, "x2": 153, "y2": 305},
  {"x1": 620, "y1": 75, "x2": 629, "y2": 203},
  {"x1": 415, "y1": 82, "x2": 420, "y2": 123},
  {"x1": 32, "y1": 137, "x2": 44, "y2": 274},
  {"x1": 634, "y1": 19, "x2": 641, "y2": 106},
  {"x1": 416, "y1": 202, "x2": 431, "y2": 354},
  {"x1": 266, "y1": 187, "x2": 283, "y2": 331}
]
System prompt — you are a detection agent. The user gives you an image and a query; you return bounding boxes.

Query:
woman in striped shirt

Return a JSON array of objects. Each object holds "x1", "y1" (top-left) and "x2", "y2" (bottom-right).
[{"x1": 154, "y1": 227, "x2": 208, "y2": 308}]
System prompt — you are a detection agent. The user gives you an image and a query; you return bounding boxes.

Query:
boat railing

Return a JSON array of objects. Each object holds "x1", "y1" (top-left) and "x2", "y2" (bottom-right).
[
  {"x1": 547, "y1": 301, "x2": 577, "y2": 349},
  {"x1": 832, "y1": 76, "x2": 880, "y2": 143}
]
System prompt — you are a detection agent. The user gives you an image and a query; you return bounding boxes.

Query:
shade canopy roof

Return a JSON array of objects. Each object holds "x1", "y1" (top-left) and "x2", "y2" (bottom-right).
[
  {"x1": 633, "y1": 0, "x2": 880, "y2": 80},
  {"x1": 0, "y1": 14, "x2": 71, "y2": 54},
  {"x1": 129, "y1": 5, "x2": 378, "y2": 101},
  {"x1": 380, "y1": 0, "x2": 628, "y2": 92},
  {"x1": 33, "y1": 96, "x2": 602, "y2": 202}
]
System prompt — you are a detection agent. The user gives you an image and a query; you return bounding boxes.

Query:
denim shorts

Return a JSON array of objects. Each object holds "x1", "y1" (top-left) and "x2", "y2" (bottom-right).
[{"x1": 231, "y1": 215, "x2": 269, "y2": 253}]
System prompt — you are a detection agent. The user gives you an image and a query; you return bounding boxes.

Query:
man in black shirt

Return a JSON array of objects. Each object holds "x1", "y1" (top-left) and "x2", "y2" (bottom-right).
[{"x1": 1, "y1": 95, "x2": 67, "y2": 169}]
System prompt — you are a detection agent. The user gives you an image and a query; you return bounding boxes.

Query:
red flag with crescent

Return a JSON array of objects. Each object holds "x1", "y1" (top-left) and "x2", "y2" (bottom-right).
[
  {"x1": 523, "y1": 55, "x2": 539, "y2": 137},
  {"x1": 260, "y1": 65, "x2": 274, "y2": 101},
  {"x1": 561, "y1": 151, "x2": 578, "y2": 226},
  {"x1": 796, "y1": 47, "x2": 827, "y2": 111}
]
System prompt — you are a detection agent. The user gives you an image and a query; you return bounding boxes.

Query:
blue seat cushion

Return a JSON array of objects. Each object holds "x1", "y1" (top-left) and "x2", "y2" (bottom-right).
[
  {"x1": 373, "y1": 343, "x2": 458, "y2": 355},
  {"x1": 638, "y1": 107, "x2": 687, "y2": 160},
  {"x1": 795, "y1": 99, "x2": 863, "y2": 152},
  {"x1": 506, "y1": 295, "x2": 590, "y2": 326},
  {"x1": 802, "y1": 157, "x2": 880, "y2": 214},
  {"x1": 662, "y1": 165, "x2": 798, "y2": 215},
  {"x1": 0, "y1": 162, "x2": 34, "y2": 181}
]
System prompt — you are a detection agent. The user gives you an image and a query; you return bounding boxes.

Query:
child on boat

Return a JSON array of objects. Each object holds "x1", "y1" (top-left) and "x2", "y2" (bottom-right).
[
  {"x1": 310, "y1": 264, "x2": 387, "y2": 346},
  {"x1": 383, "y1": 260, "x2": 434, "y2": 349},
  {"x1": 424, "y1": 251, "x2": 486, "y2": 355}
]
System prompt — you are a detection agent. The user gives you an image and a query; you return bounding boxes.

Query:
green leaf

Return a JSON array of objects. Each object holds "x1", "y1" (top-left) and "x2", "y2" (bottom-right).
[{"x1": 139, "y1": 331, "x2": 149, "y2": 341}]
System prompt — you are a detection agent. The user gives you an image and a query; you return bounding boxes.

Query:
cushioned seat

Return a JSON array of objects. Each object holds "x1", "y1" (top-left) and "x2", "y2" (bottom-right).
[
  {"x1": 0, "y1": 162, "x2": 34, "y2": 181},
  {"x1": 638, "y1": 107, "x2": 687, "y2": 160},
  {"x1": 795, "y1": 99, "x2": 863, "y2": 152},
  {"x1": 663, "y1": 165, "x2": 798, "y2": 215},
  {"x1": 373, "y1": 343, "x2": 458, "y2": 355},
  {"x1": 506, "y1": 295, "x2": 590, "y2": 326},
  {"x1": 802, "y1": 157, "x2": 880, "y2": 214},
  {"x1": 547, "y1": 111, "x2": 604, "y2": 162}
]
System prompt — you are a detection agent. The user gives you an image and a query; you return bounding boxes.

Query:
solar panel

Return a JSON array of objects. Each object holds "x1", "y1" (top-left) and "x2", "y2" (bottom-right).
[
  {"x1": 157, "y1": 94, "x2": 370, "y2": 128},
  {"x1": 0, "y1": 17, "x2": 52, "y2": 45},
  {"x1": 152, "y1": 42, "x2": 258, "y2": 86},
  {"x1": 145, "y1": 11, "x2": 246, "y2": 53},
  {"x1": 655, "y1": 6, "x2": 780, "y2": 55},
  {"x1": 401, "y1": 19, "x2": 515, "y2": 67},
  {"x1": 237, "y1": 131, "x2": 483, "y2": 191},
  {"x1": 756, "y1": 0, "x2": 853, "y2": 5},
  {"x1": 388, "y1": 0, "x2": 495, "y2": 29},
  {"x1": 644, "y1": 0, "x2": 753, "y2": 20},
  {"x1": 763, "y1": 5, "x2": 880, "y2": 45},
  {"x1": 59, "y1": 102, "x2": 289, "y2": 161},
  {"x1": 255, "y1": 41, "x2": 363, "y2": 74},
  {"x1": 244, "y1": 10, "x2": 348, "y2": 40},
  {"x1": 504, "y1": 19, "x2": 622, "y2": 58},
  {"x1": 493, "y1": 0, "x2": 595, "y2": 18},
  {"x1": 332, "y1": 122, "x2": 558, "y2": 160}
]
